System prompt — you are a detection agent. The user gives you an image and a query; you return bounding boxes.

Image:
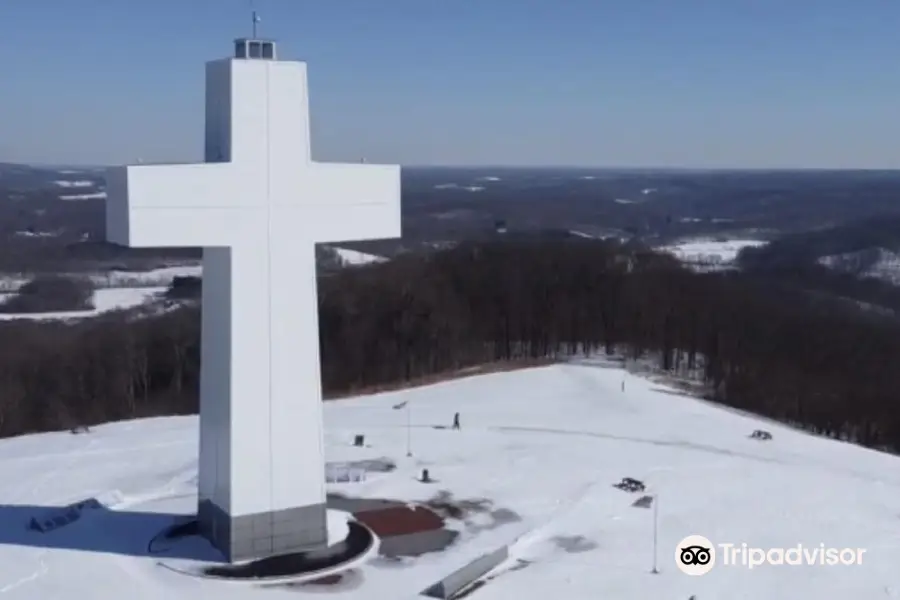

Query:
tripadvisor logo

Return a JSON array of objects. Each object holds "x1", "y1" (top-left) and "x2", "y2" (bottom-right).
[
  {"x1": 675, "y1": 535, "x2": 866, "y2": 574},
  {"x1": 676, "y1": 535, "x2": 715, "y2": 575}
]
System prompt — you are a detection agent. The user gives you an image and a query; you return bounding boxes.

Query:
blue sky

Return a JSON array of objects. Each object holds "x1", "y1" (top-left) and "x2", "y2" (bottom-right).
[{"x1": 2, "y1": 0, "x2": 900, "y2": 168}]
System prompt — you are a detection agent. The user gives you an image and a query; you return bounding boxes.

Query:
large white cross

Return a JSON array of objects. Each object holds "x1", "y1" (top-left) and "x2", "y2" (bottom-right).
[{"x1": 105, "y1": 42, "x2": 400, "y2": 562}]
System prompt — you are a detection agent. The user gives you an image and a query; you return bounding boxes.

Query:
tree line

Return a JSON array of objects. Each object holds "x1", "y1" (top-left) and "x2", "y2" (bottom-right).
[{"x1": 2, "y1": 238, "x2": 900, "y2": 453}]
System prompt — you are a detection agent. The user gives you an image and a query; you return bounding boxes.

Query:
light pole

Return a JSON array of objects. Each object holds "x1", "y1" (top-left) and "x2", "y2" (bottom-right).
[
  {"x1": 651, "y1": 493, "x2": 659, "y2": 574},
  {"x1": 393, "y1": 400, "x2": 412, "y2": 457},
  {"x1": 406, "y1": 401, "x2": 412, "y2": 457}
]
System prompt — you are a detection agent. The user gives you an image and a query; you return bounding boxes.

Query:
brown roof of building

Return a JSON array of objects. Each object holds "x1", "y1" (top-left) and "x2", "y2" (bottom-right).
[{"x1": 353, "y1": 505, "x2": 444, "y2": 538}]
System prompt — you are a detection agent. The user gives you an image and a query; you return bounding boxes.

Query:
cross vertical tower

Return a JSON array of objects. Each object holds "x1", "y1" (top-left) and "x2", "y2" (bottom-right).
[{"x1": 104, "y1": 38, "x2": 401, "y2": 562}]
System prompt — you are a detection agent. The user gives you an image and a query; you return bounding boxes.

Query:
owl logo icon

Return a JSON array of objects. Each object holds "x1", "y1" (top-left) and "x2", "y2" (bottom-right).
[{"x1": 676, "y1": 535, "x2": 716, "y2": 575}]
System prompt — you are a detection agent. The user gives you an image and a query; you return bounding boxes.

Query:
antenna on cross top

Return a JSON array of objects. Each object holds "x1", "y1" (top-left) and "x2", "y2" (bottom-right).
[
  {"x1": 251, "y1": 9, "x2": 261, "y2": 38},
  {"x1": 234, "y1": 0, "x2": 276, "y2": 60}
]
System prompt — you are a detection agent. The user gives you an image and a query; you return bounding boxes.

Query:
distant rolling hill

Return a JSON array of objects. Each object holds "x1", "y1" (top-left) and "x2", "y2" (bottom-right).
[
  {"x1": 738, "y1": 215, "x2": 900, "y2": 282},
  {"x1": 0, "y1": 162, "x2": 105, "y2": 199},
  {"x1": 9, "y1": 161, "x2": 900, "y2": 280},
  {"x1": 735, "y1": 215, "x2": 900, "y2": 317}
]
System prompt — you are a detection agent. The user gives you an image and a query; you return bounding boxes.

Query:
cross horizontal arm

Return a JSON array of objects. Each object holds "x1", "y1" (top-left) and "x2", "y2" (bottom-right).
[
  {"x1": 106, "y1": 162, "x2": 257, "y2": 247},
  {"x1": 296, "y1": 163, "x2": 400, "y2": 208},
  {"x1": 293, "y1": 163, "x2": 401, "y2": 243}
]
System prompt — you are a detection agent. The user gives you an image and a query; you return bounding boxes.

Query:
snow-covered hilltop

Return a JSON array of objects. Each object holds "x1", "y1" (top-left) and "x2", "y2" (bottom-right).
[{"x1": 0, "y1": 361, "x2": 896, "y2": 598}]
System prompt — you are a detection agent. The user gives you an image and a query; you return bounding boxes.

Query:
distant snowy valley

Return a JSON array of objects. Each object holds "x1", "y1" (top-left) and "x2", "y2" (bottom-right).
[
  {"x1": 657, "y1": 238, "x2": 769, "y2": 270},
  {"x1": 0, "y1": 247, "x2": 384, "y2": 321},
  {"x1": 8, "y1": 231, "x2": 900, "y2": 324},
  {"x1": 818, "y1": 248, "x2": 900, "y2": 286},
  {"x1": 52, "y1": 173, "x2": 107, "y2": 201}
]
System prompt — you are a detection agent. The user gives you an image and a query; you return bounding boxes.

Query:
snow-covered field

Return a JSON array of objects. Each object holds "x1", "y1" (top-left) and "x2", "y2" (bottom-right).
[
  {"x1": 333, "y1": 247, "x2": 385, "y2": 266},
  {"x1": 53, "y1": 180, "x2": 94, "y2": 188},
  {"x1": 0, "y1": 254, "x2": 383, "y2": 321},
  {"x1": 433, "y1": 183, "x2": 485, "y2": 192},
  {"x1": 0, "y1": 265, "x2": 200, "y2": 293},
  {"x1": 658, "y1": 238, "x2": 768, "y2": 268},
  {"x1": 0, "y1": 266, "x2": 200, "y2": 320},
  {"x1": 58, "y1": 191, "x2": 107, "y2": 201},
  {"x1": 52, "y1": 177, "x2": 106, "y2": 200},
  {"x1": 0, "y1": 361, "x2": 897, "y2": 598},
  {"x1": 93, "y1": 265, "x2": 201, "y2": 288},
  {"x1": 0, "y1": 287, "x2": 167, "y2": 321},
  {"x1": 819, "y1": 248, "x2": 900, "y2": 286}
]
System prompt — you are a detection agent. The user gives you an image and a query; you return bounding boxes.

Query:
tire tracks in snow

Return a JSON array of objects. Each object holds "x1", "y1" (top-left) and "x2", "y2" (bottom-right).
[{"x1": 490, "y1": 424, "x2": 786, "y2": 466}]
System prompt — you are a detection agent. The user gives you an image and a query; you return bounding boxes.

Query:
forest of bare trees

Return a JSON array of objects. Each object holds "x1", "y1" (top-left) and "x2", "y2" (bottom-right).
[{"x1": 1, "y1": 237, "x2": 899, "y2": 453}]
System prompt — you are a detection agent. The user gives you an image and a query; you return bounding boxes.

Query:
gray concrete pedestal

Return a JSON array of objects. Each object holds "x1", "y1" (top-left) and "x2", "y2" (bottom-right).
[{"x1": 198, "y1": 499, "x2": 328, "y2": 562}]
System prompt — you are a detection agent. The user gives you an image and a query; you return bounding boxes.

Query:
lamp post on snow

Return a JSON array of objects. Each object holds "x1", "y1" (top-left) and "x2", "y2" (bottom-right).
[
  {"x1": 651, "y1": 492, "x2": 659, "y2": 574},
  {"x1": 406, "y1": 401, "x2": 412, "y2": 456},
  {"x1": 630, "y1": 485, "x2": 660, "y2": 574},
  {"x1": 392, "y1": 400, "x2": 412, "y2": 456}
]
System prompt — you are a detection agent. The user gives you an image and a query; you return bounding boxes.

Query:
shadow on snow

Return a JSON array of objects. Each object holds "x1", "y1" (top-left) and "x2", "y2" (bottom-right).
[{"x1": 0, "y1": 500, "x2": 219, "y2": 561}]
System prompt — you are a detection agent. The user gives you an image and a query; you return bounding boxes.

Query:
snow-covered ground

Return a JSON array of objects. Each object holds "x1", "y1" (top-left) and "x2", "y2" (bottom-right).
[
  {"x1": 53, "y1": 180, "x2": 94, "y2": 188},
  {"x1": 94, "y1": 265, "x2": 201, "y2": 288},
  {"x1": 819, "y1": 248, "x2": 900, "y2": 286},
  {"x1": 568, "y1": 230, "x2": 626, "y2": 242},
  {"x1": 0, "y1": 361, "x2": 897, "y2": 598},
  {"x1": 658, "y1": 238, "x2": 768, "y2": 268},
  {"x1": 52, "y1": 176, "x2": 105, "y2": 200},
  {"x1": 0, "y1": 256, "x2": 383, "y2": 321},
  {"x1": 0, "y1": 287, "x2": 167, "y2": 321},
  {"x1": 58, "y1": 191, "x2": 107, "y2": 201},
  {"x1": 333, "y1": 247, "x2": 386, "y2": 266},
  {"x1": 0, "y1": 265, "x2": 200, "y2": 321},
  {"x1": 0, "y1": 265, "x2": 201, "y2": 293},
  {"x1": 433, "y1": 183, "x2": 485, "y2": 192},
  {"x1": 13, "y1": 230, "x2": 58, "y2": 239}
]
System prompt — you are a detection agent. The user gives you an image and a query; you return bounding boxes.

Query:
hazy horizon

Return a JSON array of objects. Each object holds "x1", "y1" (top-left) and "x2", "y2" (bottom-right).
[{"x1": 7, "y1": 161, "x2": 900, "y2": 174}]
